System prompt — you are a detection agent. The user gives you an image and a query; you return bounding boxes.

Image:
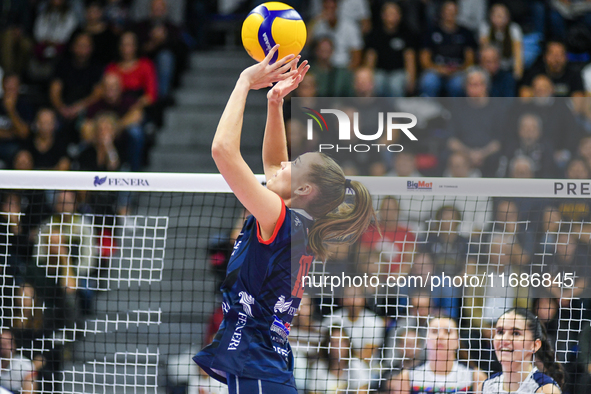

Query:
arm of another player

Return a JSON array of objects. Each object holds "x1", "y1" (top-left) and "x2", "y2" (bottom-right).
[
  {"x1": 263, "y1": 58, "x2": 309, "y2": 180},
  {"x1": 212, "y1": 46, "x2": 298, "y2": 237},
  {"x1": 473, "y1": 368, "x2": 488, "y2": 394},
  {"x1": 536, "y1": 384, "x2": 561, "y2": 394},
  {"x1": 386, "y1": 369, "x2": 411, "y2": 394}
]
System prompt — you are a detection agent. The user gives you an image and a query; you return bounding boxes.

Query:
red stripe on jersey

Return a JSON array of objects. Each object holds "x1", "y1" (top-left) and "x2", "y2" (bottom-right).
[{"x1": 257, "y1": 202, "x2": 286, "y2": 245}]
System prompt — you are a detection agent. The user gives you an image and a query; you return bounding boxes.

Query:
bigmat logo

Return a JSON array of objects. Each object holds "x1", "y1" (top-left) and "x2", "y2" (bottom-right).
[
  {"x1": 407, "y1": 180, "x2": 433, "y2": 190},
  {"x1": 303, "y1": 108, "x2": 417, "y2": 153}
]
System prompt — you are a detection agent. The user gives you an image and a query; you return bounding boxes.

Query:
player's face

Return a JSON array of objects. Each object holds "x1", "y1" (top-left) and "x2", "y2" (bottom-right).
[
  {"x1": 267, "y1": 152, "x2": 317, "y2": 201},
  {"x1": 494, "y1": 312, "x2": 538, "y2": 366},
  {"x1": 427, "y1": 318, "x2": 459, "y2": 358}
]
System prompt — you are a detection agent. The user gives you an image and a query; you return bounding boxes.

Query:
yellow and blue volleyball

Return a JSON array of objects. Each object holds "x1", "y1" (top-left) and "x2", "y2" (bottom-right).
[{"x1": 241, "y1": 2, "x2": 307, "y2": 63}]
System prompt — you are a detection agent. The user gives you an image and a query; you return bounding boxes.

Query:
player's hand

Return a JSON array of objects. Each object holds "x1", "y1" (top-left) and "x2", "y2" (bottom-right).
[
  {"x1": 239, "y1": 45, "x2": 298, "y2": 90},
  {"x1": 267, "y1": 57, "x2": 310, "y2": 103}
]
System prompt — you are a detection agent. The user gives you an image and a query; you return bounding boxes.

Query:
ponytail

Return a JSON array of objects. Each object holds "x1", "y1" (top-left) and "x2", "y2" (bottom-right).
[
  {"x1": 305, "y1": 154, "x2": 377, "y2": 261},
  {"x1": 501, "y1": 308, "x2": 565, "y2": 388},
  {"x1": 535, "y1": 322, "x2": 565, "y2": 389}
]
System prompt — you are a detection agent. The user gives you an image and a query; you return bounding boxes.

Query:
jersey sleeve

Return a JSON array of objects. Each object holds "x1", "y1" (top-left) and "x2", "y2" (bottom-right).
[{"x1": 256, "y1": 202, "x2": 287, "y2": 245}]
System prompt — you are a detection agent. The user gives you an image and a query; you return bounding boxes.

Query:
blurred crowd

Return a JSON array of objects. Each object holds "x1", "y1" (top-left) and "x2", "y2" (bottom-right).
[
  {"x1": 0, "y1": 0, "x2": 192, "y2": 392},
  {"x1": 0, "y1": 0, "x2": 190, "y2": 174}
]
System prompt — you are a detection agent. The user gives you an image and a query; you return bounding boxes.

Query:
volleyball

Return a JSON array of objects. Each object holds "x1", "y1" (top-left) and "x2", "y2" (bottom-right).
[{"x1": 241, "y1": 2, "x2": 307, "y2": 63}]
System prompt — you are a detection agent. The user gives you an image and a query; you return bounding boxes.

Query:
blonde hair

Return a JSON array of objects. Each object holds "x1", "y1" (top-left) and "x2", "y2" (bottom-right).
[{"x1": 305, "y1": 153, "x2": 377, "y2": 261}]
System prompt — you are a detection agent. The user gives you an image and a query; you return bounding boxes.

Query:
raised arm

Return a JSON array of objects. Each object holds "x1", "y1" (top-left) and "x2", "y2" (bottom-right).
[
  {"x1": 212, "y1": 46, "x2": 298, "y2": 239},
  {"x1": 263, "y1": 59, "x2": 309, "y2": 180}
]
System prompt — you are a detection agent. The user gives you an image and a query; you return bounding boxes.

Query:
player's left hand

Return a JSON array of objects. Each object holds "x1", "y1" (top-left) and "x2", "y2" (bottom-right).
[
  {"x1": 239, "y1": 44, "x2": 298, "y2": 90},
  {"x1": 267, "y1": 58, "x2": 310, "y2": 103}
]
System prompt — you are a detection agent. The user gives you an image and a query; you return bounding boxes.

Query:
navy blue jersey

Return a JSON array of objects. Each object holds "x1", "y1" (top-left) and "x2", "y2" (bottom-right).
[{"x1": 194, "y1": 204, "x2": 314, "y2": 387}]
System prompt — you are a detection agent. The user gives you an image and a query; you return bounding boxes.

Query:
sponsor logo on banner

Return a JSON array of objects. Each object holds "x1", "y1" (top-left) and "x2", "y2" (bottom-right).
[
  {"x1": 407, "y1": 180, "x2": 433, "y2": 191},
  {"x1": 94, "y1": 176, "x2": 107, "y2": 187},
  {"x1": 554, "y1": 181, "x2": 591, "y2": 196},
  {"x1": 302, "y1": 107, "x2": 417, "y2": 153},
  {"x1": 93, "y1": 176, "x2": 150, "y2": 187},
  {"x1": 238, "y1": 291, "x2": 255, "y2": 317}
]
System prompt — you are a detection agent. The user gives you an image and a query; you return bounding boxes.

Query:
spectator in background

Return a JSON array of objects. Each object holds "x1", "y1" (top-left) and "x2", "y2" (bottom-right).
[
  {"x1": 74, "y1": 1, "x2": 119, "y2": 66},
  {"x1": 35, "y1": 190, "x2": 98, "y2": 316},
  {"x1": 578, "y1": 135, "x2": 591, "y2": 171},
  {"x1": 104, "y1": 0, "x2": 131, "y2": 34},
  {"x1": 49, "y1": 32, "x2": 103, "y2": 139},
  {"x1": 11, "y1": 282, "x2": 61, "y2": 394},
  {"x1": 0, "y1": 330, "x2": 36, "y2": 394},
  {"x1": 0, "y1": 193, "x2": 29, "y2": 272},
  {"x1": 0, "y1": 0, "x2": 32, "y2": 76},
  {"x1": 418, "y1": 1, "x2": 477, "y2": 97},
  {"x1": 74, "y1": 113, "x2": 120, "y2": 172},
  {"x1": 290, "y1": 296, "x2": 323, "y2": 392},
  {"x1": 31, "y1": 0, "x2": 78, "y2": 80},
  {"x1": 387, "y1": 150, "x2": 422, "y2": 177},
  {"x1": 508, "y1": 155, "x2": 536, "y2": 179},
  {"x1": 287, "y1": 118, "x2": 319, "y2": 160},
  {"x1": 506, "y1": 74, "x2": 582, "y2": 169},
  {"x1": 134, "y1": 0, "x2": 181, "y2": 100},
  {"x1": 360, "y1": 196, "x2": 416, "y2": 276},
  {"x1": 387, "y1": 317, "x2": 487, "y2": 394},
  {"x1": 479, "y1": 3, "x2": 524, "y2": 80},
  {"x1": 377, "y1": 308, "x2": 427, "y2": 377},
  {"x1": 547, "y1": 0, "x2": 591, "y2": 43},
  {"x1": 106, "y1": 31, "x2": 158, "y2": 109},
  {"x1": 418, "y1": 205, "x2": 474, "y2": 319},
  {"x1": 498, "y1": 113, "x2": 558, "y2": 178},
  {"x1": 479, "y1": 45, "x2": 516, "y2": 97},
  {"x1": 310, "y1": 0, "x2": 363, "y2": 95},
  {"x1": 443, "y1": 151, "x2": 481, "y2": 177},
  {"x1": 81, "y1": 72, "x2": 144, "y2": 171},
  {"x1": 307, "y1": 326, "x2": 371, "y2": 393},
  {"x1": 364, "y1": 2, "x2": 416, "y2": 97},
  {"x1": 0, "y1": 74, "x2": 33, "y2": 168},
  {"x1": 447, "y1": 67, "x2": 504, "y2": 176},
  {"x1": 322, "y1": 286, "x2": 386, "y2": 362},
  {"x1": 309, "y1": 37, "x2": 354, "y2": 97},
  {"x1": 520, "y1": 40, "x2": 585, "y2": 97},
  {"x1": 22, "y1": 108, "x2": 70, "y2": 171}
]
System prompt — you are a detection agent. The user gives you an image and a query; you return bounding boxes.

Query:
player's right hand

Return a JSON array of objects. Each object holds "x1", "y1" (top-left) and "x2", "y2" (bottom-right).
[{"x1": 239, "y1": 44, "x2": 299, "y2": 90}]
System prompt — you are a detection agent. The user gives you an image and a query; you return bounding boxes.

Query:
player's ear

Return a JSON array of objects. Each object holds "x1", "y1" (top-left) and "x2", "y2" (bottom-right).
[
  {"x1": 294, "y1": 182, "x2": 313, "y2": 197},
  {"x1": 533, "y1": 338, "x2": 542, "y2": 353}
]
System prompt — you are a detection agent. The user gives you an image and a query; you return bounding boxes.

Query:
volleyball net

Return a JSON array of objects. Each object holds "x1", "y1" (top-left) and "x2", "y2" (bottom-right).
[{"x1": 0, "y1": 172, "x2": 590, "y2": 393}]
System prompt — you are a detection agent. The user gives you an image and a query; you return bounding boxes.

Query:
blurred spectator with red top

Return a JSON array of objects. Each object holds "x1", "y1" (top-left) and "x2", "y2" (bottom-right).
[
  {"x1": 81, "y1": 72, "x2": 144, "y2": 171},
  {"x1": 49, "y1": 32, "x2": 103, "y2": 141},
  {"x1": 134, "y1": 0, "x2": 180, "y2": 100},
  {"x1": 360, "y1": 196, "x2": 416, "y2": 276},
  {"x1": 106, "y1": 31, "x2": 158, "y2": 109},
  {"x1": 0, "y1": 73, "x2": 33, "y2": 168}
]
